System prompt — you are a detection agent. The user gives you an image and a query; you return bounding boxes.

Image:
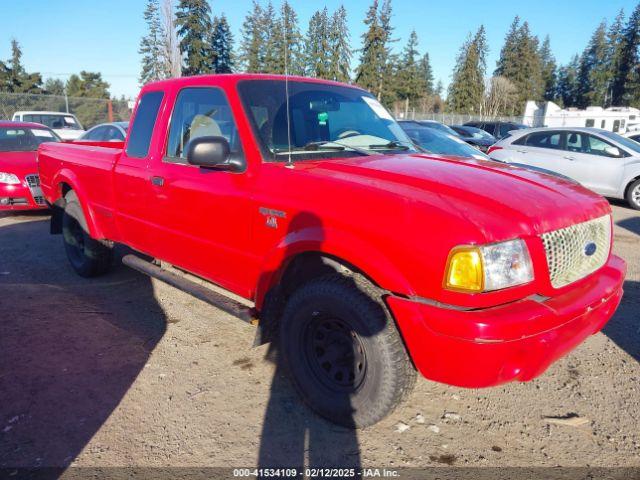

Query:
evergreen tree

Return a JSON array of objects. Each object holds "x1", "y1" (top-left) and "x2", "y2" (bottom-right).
[
  {"x1": 239, "y1": 1, "x2": 265, "y2": 72},
  {"x1": 495, "y1": 18, "x2": 544, "y2": 113},
  {"x1": 576, "y1": 21, "x2": 609, "y2": 107},
  {"x1": 304, "y1": 8, "x2": 331, "y2": 78},
  {"x1": 615, "y1": 3, "x2": 640, "y2": 105},
  {"x1": 4, "y1": 40, "x2": 42, "y2": 93},
  {"x1": 539, "y1": 36, "x2": 557, "y2": 101},
  {"x1": 272, "y1": 1, "x2": 304, "y2": 75},
  {"x1": 328, "y1": 5, "x2": 351, "y2": 82},
  {"x1": 419, "y1": 53, "x2": 435, "y2": 96},
  {"x1": 65, "y1": 71, "x2": 110, "y2": 98},
  {"x1": 355, "y1": 0, "x2": 394, "y2": 101},
  {"x1": 556, "y1": 55, "x2": 580, "y2": 107},
  {"x1": 261, "y1": 1, "x2": 282, "y2": 74},
  {"x1": 435, "y1": 79, "x2": 444, "y2": 97},
  {"x1": 175, "y1": 0, "x2": 214, "y2": 75},
  {"x1": 606, "y1": 10, "x2": 626, "y2": 106},
  {"x1": 447, "y1": 26, "x2": 487, "y2": 113},
  {"x1": 139, "y1": 0, "x2": 166, "y2": 85},
  {"x1": 396, "y1": 31, "x2": 427, "y2": 110},
  {"x1": 211, "y1": 14, "x2": 234, "y2": 73},
  {"x1": 44, "y1": 78, "x2": 65, "y2": 96}
]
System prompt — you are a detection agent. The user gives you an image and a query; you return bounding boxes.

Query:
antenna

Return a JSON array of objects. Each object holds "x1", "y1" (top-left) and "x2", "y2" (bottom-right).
[{"x1": 283, "y1": 3, "x2": 294, "y2": 168}]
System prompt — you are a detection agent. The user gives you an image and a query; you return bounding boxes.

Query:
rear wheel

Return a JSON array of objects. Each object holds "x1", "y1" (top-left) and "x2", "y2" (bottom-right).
[
  {"x1": 62, "y1": 191, "x2": 112, "y2": 277},
  {"x1": 279, "y1": 274, "x2": 416, "y2": 428},
  {"x1": 626, "y1": 179, "x2": 640, "y2": 210}
]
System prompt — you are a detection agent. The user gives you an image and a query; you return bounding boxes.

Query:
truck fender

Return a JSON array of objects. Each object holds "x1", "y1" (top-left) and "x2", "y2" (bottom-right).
[
  {"x1": 254, "y1": 225, "x2": 415, "y2": 309},
  {"x1": 51, "y1": 169, "x2": 103, "y2": 239}
]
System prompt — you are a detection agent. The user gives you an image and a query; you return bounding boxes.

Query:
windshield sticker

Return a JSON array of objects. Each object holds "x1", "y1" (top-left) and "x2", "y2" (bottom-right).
[
  {"x1": 362, "y1": 96, "x2": 393, "y2": 121},
  {"x1": 32, "y1": 129, "x2": 54, "y2": 138},
  {"x1": 64, "y1": 117, "x2": 77, "y2": 125}
]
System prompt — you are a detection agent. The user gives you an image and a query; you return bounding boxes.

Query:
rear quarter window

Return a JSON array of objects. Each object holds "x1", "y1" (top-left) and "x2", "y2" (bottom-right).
[{"x1": 126, "y1": 91, "x2": 164, "y2": 158}]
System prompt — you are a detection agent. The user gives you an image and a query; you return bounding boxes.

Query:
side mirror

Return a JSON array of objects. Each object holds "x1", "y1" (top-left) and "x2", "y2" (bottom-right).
[
  {"x1": 604, "y1": 146, "x2": 622, "y2": 158},
  {"x1": 186, "y1": 136, "x2": 244, "y2": 172}
]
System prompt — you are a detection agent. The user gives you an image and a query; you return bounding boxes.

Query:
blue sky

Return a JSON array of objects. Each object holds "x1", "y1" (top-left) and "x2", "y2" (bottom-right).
[{"x1": 0, "y1": 0, "x2": 636, "y2": 98}]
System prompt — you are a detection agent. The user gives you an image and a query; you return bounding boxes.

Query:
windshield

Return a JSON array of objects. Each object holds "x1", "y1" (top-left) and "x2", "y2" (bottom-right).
[
  {"x1": 400, "y1": 125, "x2": 490, "y2": 159},
  {"x1": 454, "y1": 125, "x2": 494, "y2": 140},
  {"x1": 237, "y1": 80, "x2": 416, "y2": 161},
  {"x1": 0, "y1": 127, "x2": 61, "y2": 152},
  {"x1": 420, "y1": 121, "x2": 460, "y2": 137},
  {"x1": 600, "y1": 130, "x2": 640, "y2": 155},
  {"x1": 21, "y1": 113, "x2": 83, "y2": 130}
]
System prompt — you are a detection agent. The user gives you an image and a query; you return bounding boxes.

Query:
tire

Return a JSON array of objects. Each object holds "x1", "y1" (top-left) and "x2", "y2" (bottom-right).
[
  {"x1": 62, "y1": 191, "x2": 112, "y2": 277},
  {"x1": 279, "y1": 273, "x2": 416, "y2": 428},
  {"x1": 626, "y1": 179, "x2": 640, "y2": 210}
]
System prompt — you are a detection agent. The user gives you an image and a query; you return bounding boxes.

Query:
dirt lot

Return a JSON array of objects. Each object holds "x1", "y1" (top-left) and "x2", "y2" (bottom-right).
[{"x1": 0, "y1": 203, "x2": 639, "y2": 473}]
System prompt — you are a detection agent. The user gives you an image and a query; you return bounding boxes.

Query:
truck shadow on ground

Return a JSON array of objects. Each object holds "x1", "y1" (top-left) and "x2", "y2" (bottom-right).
[
  {"x1": 256, "y1": 212, "x2": 365, "y2": 475},
  {"x1": 0, "y1": 216, "x2": 166, "y2": 475},
  {"x1": 616, "y1": 216, "x2": 640, "y2": 237},
  {"x1": 602, "y1": 280, "x2": 640, "y2": 363}
]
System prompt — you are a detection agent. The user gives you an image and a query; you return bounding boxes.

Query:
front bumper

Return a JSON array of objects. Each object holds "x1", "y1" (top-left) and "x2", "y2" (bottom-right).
[
  {"x1": 0, "y1": 179, "x2": 47, "y2": 211},
  {"x1": 387, "y1": 255, "x2": 626, "y2": 388}
]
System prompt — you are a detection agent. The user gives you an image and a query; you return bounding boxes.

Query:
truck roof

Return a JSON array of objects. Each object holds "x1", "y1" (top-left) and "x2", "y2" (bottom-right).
[
  {"x1": 13, "y1": 111, "x2": 79, "y2": 116},
  {"x1": 142, "y1": 73, "x2": 367, "y2": 92}
]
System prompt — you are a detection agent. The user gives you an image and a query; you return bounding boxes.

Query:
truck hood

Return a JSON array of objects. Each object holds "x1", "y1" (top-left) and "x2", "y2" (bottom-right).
[
  {"x1": 0, "y1": 151, "x2": 39, "y2": 178},
  {"x1": 305, "y1": 153, "x2": 611, "y2": 241}
]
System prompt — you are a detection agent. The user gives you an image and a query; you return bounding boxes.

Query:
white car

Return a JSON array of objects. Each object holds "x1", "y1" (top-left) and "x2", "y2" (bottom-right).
[
  {"x1": 624, "y1": 130, "x2": 640, "y2": 143},
  {"x1": 78, "y1": 121, "x2": 128, "y2": 142},
  {"x1": 488, "y1": 127, "x2": 640, "y2": 210},
  {"x1": 11, "y1": 111, "x2": 85, "y2": 140}
]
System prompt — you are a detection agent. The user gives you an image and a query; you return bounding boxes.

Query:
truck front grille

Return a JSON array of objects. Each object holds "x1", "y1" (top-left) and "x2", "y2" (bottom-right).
[
  {"x1": 541, "y1": 215, "x2": 611, "y2": 289},
  {"x1": 25, "y1": 174, "x2": 46, "y2": 205}
]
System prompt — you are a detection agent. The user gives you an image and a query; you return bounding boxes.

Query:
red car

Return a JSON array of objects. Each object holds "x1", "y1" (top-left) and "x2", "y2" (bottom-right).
[
  {"x1": 0, "y1": 121, "x2": 60, "y2": 210},
  {"x1": 38, "y1": 75, "x2": 626, "y2": 427}
]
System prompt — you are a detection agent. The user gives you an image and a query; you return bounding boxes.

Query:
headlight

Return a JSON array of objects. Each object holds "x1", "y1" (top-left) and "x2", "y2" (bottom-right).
[
  {"x1": 0, "y1": 172, "x2": 20, "y2": 185},
  {"x1": 445, "y1": 239, "x2": 533, "y2": 292}
]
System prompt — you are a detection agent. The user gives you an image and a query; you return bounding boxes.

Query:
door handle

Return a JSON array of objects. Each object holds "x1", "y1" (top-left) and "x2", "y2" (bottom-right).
[
  {"x1": 563, "y1": 156, "x2": 576, "y2": 161},
  {"x1": 150, "y1": 176, "x2": 165, "y2": 186},
  {"x1": 516, "y1": 149, "x2": 528, "y2": 154}
]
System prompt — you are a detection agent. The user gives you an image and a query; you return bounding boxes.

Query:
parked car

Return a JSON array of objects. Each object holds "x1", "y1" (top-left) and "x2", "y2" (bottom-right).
[
  {"x1": 464, "y1": 120, "x2": 528, "y2": 140},
  {"x1": 0, "y1": 121, "x2": 60, "y2": 210},
  {"x1": 624, "y1": 131, "x2": 640, "y2": 143},
  {"x1": 450, "y1": 125, "x2": 497, "y2": 152},
  {"x1": 488, "y1": 127, "x2": 640, "y2": 209},
  {"x1": 401, "y1": 119, "x2": 461, "y2": 137},
  {"x1": 78, "y1": 122, "x2": 129, "y2": 142},
  {"x1": 39, "y1": 74, "x2": 625, "y2": 427},
  {"x1": 399, "y1": 121, "x2": 490, "y2": 159},
  {"x1": 12, "y1": 111, "x2": 85, "y2": 141}
]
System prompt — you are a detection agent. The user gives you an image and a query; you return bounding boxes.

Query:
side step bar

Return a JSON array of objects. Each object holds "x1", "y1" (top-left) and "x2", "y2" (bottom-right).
[{"x1": 122, "y1": 254, "x2": 256, "y2": 324}]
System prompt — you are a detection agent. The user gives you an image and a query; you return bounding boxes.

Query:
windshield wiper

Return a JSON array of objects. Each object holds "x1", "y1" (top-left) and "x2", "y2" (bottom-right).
[
  {"x1": 302, "y1": 140, "x2": 376, "y2": 156},
  {"x1": 367, "y1": 141, "x2": 412, "y2": 151}
]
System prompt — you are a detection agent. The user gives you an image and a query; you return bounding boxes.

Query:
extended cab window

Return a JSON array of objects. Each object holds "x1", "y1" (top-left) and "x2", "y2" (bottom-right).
[
  {"x1": 126, "y1": 91, "x2": 164, "y2": 158},
  {"x1": 165, "y1": 87, "x2": 243, "y2": 163}
]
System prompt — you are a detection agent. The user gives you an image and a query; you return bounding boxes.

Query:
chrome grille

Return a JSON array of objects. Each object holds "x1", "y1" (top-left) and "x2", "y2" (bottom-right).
[
  {"x1": 541, "y1": 215, "x2": 611, "y2": 289},
  {"x1": 25, "y1": 174, "x2": 46, "y2": 205}
]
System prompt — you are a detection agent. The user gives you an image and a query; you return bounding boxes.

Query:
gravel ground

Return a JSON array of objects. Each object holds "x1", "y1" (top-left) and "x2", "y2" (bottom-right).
[{"x1": 0, "y1": 203, "x2": 639, "y2": 472}]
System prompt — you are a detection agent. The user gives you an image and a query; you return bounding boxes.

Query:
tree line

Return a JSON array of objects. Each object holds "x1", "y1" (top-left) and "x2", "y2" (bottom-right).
[
  {"x1": 140, "y1": 0, "x2": 439, "y2": 115},
  {"x1": 447, "y1": 5, "x2": 640, "y2": 115}
]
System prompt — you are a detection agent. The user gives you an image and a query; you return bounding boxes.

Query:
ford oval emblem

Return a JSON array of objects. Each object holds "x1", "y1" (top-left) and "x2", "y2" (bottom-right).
[{"x1": 584, "y1": 242, "x2": 597, "y2": 257}]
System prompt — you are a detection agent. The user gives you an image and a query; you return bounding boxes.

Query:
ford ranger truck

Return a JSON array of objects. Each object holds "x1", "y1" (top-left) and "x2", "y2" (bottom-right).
[{"x1": 38, "y1": 75, "x2": 626, "y2": 428}]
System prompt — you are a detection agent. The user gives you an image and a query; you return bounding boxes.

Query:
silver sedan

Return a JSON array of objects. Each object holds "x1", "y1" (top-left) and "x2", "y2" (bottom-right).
[{"x1": 489, "y1": 127, "x2": 640, "y2": 210}]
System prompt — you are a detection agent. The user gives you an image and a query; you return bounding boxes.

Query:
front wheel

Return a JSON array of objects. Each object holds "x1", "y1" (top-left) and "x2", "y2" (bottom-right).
[
  {"x1": 279, "y1": 274, "x2": 416, "y2": 428},
  {"x1": 62, "y1": 191, "x2": 112, "y2": 277},
  {"x1": 626, "y1": 179, "x2": 640, "y2": 210}
]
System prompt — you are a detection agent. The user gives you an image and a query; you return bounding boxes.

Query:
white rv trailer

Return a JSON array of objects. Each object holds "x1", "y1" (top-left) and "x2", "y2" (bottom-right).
[{"x1": 523, "y1": 101, "x2": 640, "y2": 133}]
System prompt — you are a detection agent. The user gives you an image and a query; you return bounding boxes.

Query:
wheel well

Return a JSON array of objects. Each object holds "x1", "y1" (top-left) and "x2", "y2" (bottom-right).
[
  {"x1": 278, "y1": 252, "x2": 374, "y2": 299},
  {"x1": 625, "y1": 176, "x2": 640, "y2": 197},
  {"x1": 60, "y1": 182, "x2": 72, "y2": 199}
]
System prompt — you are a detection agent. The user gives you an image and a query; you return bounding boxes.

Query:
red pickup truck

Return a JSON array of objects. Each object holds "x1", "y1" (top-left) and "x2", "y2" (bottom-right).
[{"x1": 39, "y1": 74, "x2": 626, "y2": 427}]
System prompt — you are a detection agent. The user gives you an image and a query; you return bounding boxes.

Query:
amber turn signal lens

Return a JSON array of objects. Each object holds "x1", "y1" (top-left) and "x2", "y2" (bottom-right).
[{"x1": 445, "y1": 247, "x2": 484, "y2": 292}]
